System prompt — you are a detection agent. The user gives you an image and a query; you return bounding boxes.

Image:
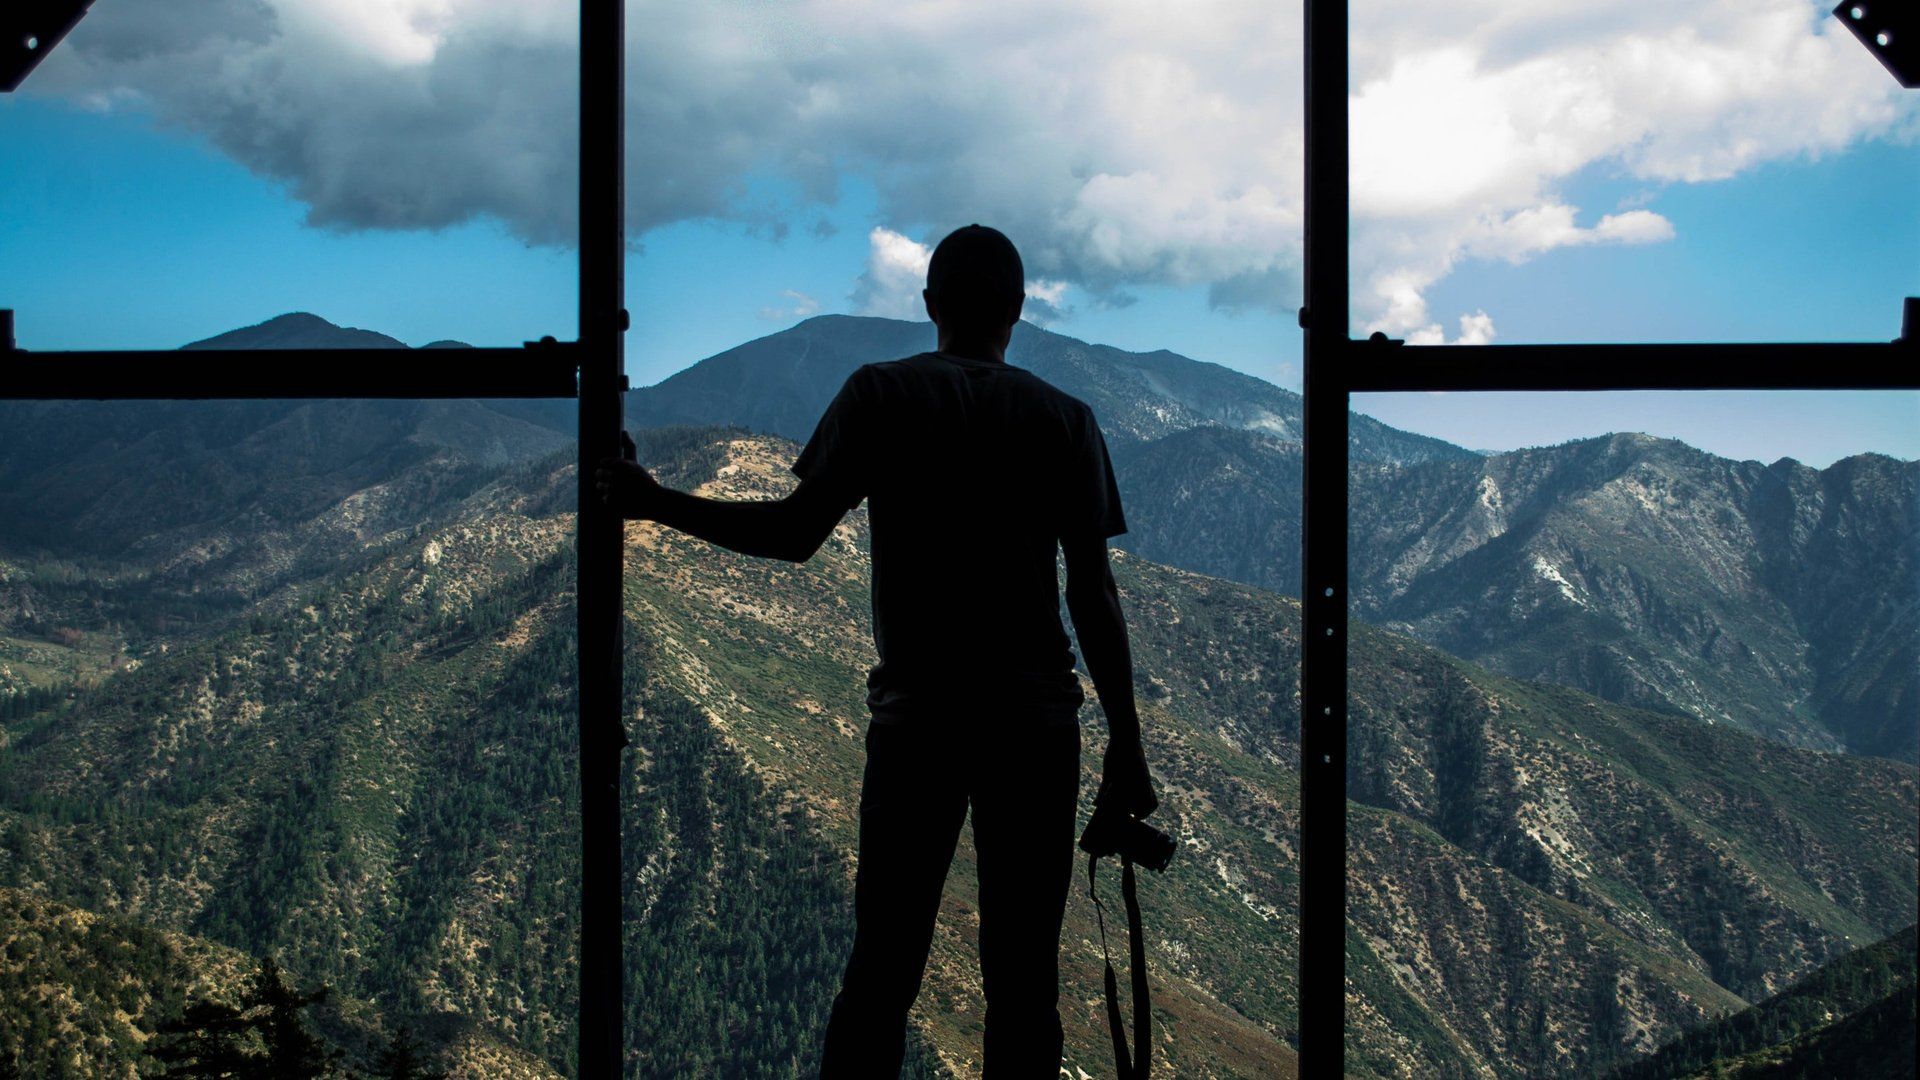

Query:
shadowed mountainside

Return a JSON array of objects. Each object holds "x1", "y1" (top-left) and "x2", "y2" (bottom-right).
[{"x1": 1608, "y1": 925, "x2": 1916, "y2": 1080}]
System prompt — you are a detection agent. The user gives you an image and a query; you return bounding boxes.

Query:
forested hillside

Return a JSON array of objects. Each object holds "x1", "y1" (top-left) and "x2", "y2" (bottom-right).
[{"x1": 0, "y1": 343, "x2": 1912, "y2": 1077}]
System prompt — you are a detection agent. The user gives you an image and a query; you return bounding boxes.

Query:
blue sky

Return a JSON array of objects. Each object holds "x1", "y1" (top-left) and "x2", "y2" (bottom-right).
[{"x1": 2, "y1": 1, "x2": 1916, "y2": 467}]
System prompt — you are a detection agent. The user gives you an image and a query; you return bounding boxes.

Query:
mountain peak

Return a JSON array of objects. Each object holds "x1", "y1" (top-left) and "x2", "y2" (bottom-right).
[
  {"x1": 628, "y1": 313, "x2": 1475, "y2": 466},
  {"x1": 182, "y1": 313, "x2": 409, "y2": 351},
  {"x1": 264, "y1": 311, "x2": 332, "y2": 328}
]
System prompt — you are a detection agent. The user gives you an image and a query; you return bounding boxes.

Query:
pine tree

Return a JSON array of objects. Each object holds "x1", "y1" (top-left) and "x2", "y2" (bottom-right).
[
  {"x1": 251, "y1": 957, "x2": 338, "y2": 1078},
  {"x1": 374, "y1": 1025, "x2": 448, "y2": 1080},
  {"x1": 145, "y1": 957, "x2": 340, "y2": 1079},
  {"x1": 144, "y1": 998, "x2": 258, "y2": 1077}
]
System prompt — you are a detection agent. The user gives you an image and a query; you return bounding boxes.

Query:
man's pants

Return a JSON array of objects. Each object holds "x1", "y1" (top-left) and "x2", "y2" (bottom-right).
[{"x1": 819, "y1": 716, "x2": 1081, "y2": 1079}]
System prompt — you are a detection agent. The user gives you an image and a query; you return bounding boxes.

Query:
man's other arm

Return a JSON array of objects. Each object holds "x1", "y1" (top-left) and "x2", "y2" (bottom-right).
[
  {"x1": 594, "y1": 452, "x2": 848, "y2": 563},
  {"x1": 1063, "y1": 532, "x2": 1159, "y2": 818}
]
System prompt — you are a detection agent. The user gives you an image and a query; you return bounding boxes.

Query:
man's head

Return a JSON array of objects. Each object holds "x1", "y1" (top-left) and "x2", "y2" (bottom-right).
[{"x1": 923, "y1": 224, "x2": 1025, "y2": 347}]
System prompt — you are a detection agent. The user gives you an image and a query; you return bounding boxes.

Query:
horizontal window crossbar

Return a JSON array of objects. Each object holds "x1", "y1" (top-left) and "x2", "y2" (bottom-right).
[
  {"x1": 0, "y1": 344, "x2": 583, "y2": 400},
  {"x1": 1338, "y1": 341, "x2": 1919, "y2": 392}
]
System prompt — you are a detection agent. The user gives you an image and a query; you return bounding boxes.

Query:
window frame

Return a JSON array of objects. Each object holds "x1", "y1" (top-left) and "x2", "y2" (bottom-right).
[
  {"x1": 4, "y1": 1, "x2": 1914, "y2": 1075},
  {"x1": 1299, "y1": 0, "x2": 1919, "y2": 1073},
  {"x1": 0, "y1": 1, "x2": 629, "y2": 1074}
]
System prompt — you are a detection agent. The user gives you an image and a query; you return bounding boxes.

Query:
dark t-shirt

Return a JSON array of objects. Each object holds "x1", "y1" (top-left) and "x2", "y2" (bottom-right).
[{"x1": 792, "y1": 351, "x2": 1127, "y2": 723}]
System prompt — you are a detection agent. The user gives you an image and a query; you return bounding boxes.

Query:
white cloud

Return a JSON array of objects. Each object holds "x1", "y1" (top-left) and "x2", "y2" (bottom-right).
[
  {"x1": 1347, "y1": 0, "x2": 1911, "y2": 337},
  {"x1": 851, "y1": 227, "x2": 933, "y2": 321},
  {"x1": 1468, "y1": 205, "x2": 1675, "y2": 264},
  {"x1": 1457, "y1": 311, "x2": 1498, "y2": 346},
  {"x1": 1024, "y1": 280, "x2": 1069, "y2": 305},
  {"x1": 1591, "y1": 210, "x2": 1677, "y2": 245},
  {"x1": 1405, "y1": 310, "x2": 1498, "y2": 347},
  {"x1": 29, "y1": 0, "x2": 1916, "y2": 335},
  {"x1": 1023, "y1": 278, "x2": 1072, "y2": 324},
  {"x1": 277, "y1": 0, "x2": 456, "y2": 66}
]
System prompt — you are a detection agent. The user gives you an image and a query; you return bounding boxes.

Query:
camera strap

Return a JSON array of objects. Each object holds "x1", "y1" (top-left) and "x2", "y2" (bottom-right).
[{"x1": 1088, "y1": 853, "x2": 1151, "y2": 1079}]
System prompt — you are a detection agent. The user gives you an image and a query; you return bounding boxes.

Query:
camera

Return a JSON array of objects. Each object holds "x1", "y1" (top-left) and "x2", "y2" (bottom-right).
[{"x1": 1079, "y1": 804, "x2": 1176, "y2": 872}]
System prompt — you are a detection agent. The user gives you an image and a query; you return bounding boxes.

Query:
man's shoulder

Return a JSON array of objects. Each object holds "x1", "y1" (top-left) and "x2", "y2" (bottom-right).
[
  {"x1": 848, "y1": 353, "x2": 937, "y2": 385},
  {"x1": 833, "y1": 358, "x2": 923, "y2": 403},
  {"x1": 858, "y1": 353, "x2": 930, "y2": 376},
  {"x1": 859, "y1": 353, "x2": 1096, "y2": 419}
]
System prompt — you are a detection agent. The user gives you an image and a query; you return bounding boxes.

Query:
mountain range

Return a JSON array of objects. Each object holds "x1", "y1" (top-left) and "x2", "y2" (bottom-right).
[
  {"x1": 0, "y1": 312, "x2": 1913, "y2": 1078},
  {"x1": 174, "y1": 312, "x2": 1913, "y2": 765},
  {"x1": 620, "y1": 313, "x2": 1920, "y2": 763}
]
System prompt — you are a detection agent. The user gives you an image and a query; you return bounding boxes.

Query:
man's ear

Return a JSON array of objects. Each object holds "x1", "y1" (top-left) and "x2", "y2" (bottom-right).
[{"x1": 923, "y1": 289, "x2": 941, "y2": 327}]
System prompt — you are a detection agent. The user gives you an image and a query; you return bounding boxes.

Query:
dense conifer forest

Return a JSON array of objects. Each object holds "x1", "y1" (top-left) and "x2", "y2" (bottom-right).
[{"x1": 1610, "y1": 926, "x2": 1917, "y2": 1079}]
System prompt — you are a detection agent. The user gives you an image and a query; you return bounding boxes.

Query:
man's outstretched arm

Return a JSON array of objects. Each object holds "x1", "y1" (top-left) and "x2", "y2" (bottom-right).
[
  {"x1": 593, "y1": 446, "x2": 848, "y2": 563},
  {"x1": 1063, "y1": 532, "x2": 1159, "y2": 819}
]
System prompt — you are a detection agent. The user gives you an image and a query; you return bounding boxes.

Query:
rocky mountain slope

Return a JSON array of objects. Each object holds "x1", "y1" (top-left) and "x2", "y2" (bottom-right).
[
  {"x1": 1, "y1": 418, "x2": 1912, "y2": 1078},
  {"x1": 1111, "y1": 426, "x2": 1306, "y2": 599},
  {"x1": 1103, "y1": 424, "x2": 1918, "y2": 762},
  {"x1": 1347, "y1": 434, "x2": 1919, "y2": 761}
]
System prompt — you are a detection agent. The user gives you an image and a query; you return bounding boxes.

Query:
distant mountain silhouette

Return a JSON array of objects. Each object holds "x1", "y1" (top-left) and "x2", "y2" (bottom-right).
[
  {"x1": 0, "y1": 314, "x2": 558, "y2": 563},
  {"x1": 180, "y1": 311, "x2": 476, "y2": 349},
  {"x1": 171, "y1": 313, "x2": 1467, "y2": 466},
  {"x1": 627, "y1": 314, "x2": 1473, "y2": 465}
]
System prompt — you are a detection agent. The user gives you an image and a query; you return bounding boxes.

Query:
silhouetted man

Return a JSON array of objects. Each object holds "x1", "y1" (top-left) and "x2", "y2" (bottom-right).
[{"x1": 595, "y1": 224, "x2": 1159, "y2": 1078}]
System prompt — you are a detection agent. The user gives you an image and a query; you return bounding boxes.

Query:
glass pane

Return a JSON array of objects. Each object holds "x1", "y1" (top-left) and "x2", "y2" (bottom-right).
[
  {"x1": 0, "y1": 398, "x2": 581, "y2": 1075},
  {"x1": 0, "y1": 4, "x2": 578, "y2": 349},
  {"x1": 619, "y1": 2, "x2": 1302, "y2": 1074},
  {"x1": 1345, "y1": 390, "x2": 1919, "y2": 1076},
  {"x1": 1349, "y1": 2, "x2": 1920, "y2": 344}
]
